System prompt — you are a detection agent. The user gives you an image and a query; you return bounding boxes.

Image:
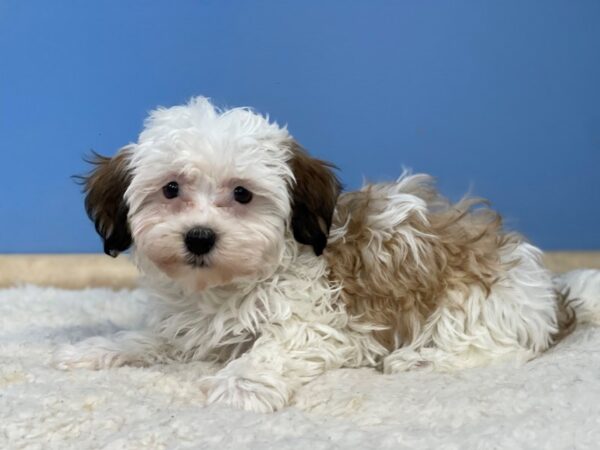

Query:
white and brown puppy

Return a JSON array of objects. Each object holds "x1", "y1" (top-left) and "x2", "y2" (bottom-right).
[{"x1": 55, "y1": 97, "x2": 600, "y2": 412}]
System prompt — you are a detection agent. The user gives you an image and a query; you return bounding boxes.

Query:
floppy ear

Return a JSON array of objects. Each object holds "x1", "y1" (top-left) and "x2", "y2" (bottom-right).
[
  {"x1": 79, "y1": 146, "x2": 133, "y2": 257},
  {"x1": 287, "y1": 141, "x2": 342, "y2": 256}
]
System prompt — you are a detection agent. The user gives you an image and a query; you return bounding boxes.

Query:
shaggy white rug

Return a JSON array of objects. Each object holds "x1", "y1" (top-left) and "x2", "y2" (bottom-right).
[{"x1": 1, "y1": 285, "x2": 599, "y2": 449}]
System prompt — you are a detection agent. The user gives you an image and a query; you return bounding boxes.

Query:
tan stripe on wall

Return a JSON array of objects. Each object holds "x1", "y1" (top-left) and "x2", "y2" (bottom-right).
[{"x1": 0, "y1": 254, "x2": 139, "y2": 289}]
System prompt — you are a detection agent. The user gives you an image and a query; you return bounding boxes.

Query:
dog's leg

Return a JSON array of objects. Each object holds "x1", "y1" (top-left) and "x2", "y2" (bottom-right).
[
  {"x1": 53, "y1": 330, "x2": 174, "y2": 370},
  {"x1": 383, "y1": 298, "x2": 544, "y2": 373},
  {"x1": 383, "y1": 345, "x2": 537, "y2": 373},
  {"x1": 199, "y1": 323, "x2": 360, "y2": 412}
]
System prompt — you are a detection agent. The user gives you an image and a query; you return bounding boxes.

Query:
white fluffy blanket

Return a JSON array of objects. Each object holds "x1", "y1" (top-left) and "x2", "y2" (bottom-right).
[{"x1": 1, "y1": 285, "x2": 599, "y2": 449}]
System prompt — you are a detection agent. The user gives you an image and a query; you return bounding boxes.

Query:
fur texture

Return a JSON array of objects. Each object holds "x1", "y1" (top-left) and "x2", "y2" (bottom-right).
[{"x1": 54, "y1": 97, "x2": 600, "y2": 412}]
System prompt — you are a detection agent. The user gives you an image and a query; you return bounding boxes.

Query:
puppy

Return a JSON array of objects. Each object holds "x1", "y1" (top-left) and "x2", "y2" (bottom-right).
[{"x1": 55, "y1": 97, "x2": 600, "y2": 412}]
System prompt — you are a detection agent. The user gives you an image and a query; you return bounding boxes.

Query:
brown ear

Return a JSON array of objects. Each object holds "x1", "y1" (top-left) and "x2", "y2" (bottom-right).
[
  {"x1": 79, "y1": 147, "x2": 133, "y2": 257},
  {"x1": 288, "y1": 141, "x2": 342, "y2": 256}
]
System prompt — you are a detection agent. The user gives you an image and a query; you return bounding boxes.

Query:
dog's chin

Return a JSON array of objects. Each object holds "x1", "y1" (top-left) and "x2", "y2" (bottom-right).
[{"x1": 153, "y1": 255, "x2": 262, "y2": 293}]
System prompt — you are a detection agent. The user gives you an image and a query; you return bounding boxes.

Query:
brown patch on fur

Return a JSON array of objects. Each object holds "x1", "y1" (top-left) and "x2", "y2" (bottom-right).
[
  {"x1": 80, "y1": 147, "x2": 133, "y2": 256},
  {"x1": 287, "y1": 141, "x2": 342, "y2": 256},
  {"x1": 325, "y1": 179, "x2": 522, "y2": 351},
  {"x1": 550, "y1": 289, "x2": 577, "y2": 343}
]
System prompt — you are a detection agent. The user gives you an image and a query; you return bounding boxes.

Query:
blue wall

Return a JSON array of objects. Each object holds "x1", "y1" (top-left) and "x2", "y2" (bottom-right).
[{"x1": 1, "y1": 0, "x2": 599, "y2": 252}]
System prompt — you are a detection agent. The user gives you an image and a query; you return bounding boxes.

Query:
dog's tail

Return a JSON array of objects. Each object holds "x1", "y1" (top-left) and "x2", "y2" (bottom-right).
[{"x1": 555, "y1": 269, "x2": 600, "y2": 327}]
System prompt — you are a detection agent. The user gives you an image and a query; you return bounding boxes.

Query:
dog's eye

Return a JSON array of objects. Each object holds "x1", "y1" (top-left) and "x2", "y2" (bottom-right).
[
  {"x1": 162, "y1": 181, "x2": 179, "y2": 199},
  {"x1": 233, "y1": 186, "x2": 253, "y2": 204}
]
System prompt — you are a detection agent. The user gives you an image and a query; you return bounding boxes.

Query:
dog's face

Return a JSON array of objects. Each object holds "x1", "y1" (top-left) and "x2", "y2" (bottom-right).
[{"x1": 82, "y1": 97, "x2": 340, "y2": 291}]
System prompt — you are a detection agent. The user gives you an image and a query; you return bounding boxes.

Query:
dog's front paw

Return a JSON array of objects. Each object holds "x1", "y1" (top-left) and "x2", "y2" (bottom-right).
[
  {"x1": 52, "y1": 337, "x2": 138, "y2": 370},
  {"x1": 199, "y1": 374, "x2": 290, "y2": 413},
  {"x1": 383, "y1": 348, "x2": 433, "y2": 374}
]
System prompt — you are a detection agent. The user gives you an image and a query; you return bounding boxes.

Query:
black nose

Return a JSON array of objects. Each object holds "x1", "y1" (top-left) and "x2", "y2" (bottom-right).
[{"x1": 184, "y1": 227, "x2": 216, "y2": 255}]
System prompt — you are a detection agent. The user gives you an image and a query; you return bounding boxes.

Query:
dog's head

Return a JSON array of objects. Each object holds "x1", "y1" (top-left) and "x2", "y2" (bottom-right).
[{"x1": 82, "y1": 97, "x2": 340, "y2": 291}]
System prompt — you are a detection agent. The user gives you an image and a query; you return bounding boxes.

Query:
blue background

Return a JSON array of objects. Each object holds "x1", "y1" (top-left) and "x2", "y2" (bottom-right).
[{"x1": 1, "y1": 0, "x2": 599, "y2": 253}]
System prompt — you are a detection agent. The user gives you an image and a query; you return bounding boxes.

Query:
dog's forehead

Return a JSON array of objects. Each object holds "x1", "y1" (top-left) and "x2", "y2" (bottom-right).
[
  {"x1": 132, "y1": 101, "x2": 292, "y2": 177},
  {"x1": 131, "y1": 134, "x2": 291, "y2": 186}
]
